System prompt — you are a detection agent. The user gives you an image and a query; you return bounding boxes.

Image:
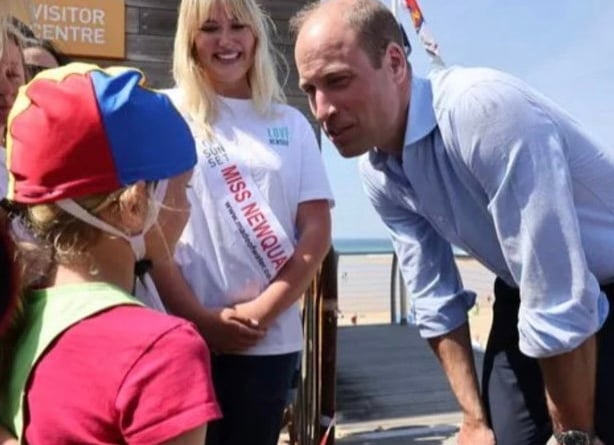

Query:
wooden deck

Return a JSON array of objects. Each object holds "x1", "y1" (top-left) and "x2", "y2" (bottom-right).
[
  {"x1": 332, "y1": 257, "x2": 492, "y2": 443},
  {"x1": 336, "y1": 324, "x2": 469, "y2": 421},
  {"x1": 334, "y1": 324, "x2": 484, "y2": 443}
]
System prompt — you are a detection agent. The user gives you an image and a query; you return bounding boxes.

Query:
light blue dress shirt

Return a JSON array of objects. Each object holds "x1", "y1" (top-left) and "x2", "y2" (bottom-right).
[{"x1": 359, "y1": 66, "x2": 611, "y2": 358}]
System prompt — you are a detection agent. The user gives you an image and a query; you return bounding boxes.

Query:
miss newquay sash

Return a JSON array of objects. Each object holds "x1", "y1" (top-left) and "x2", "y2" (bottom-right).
[{"x1": 200, "y1": 139, "x2": 294, "y2": 282}]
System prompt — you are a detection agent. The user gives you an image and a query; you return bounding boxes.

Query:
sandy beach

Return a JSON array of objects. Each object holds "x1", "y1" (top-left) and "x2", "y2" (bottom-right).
[{"x1": 336, "y1": 254, "x2": 496, "y2": 349}]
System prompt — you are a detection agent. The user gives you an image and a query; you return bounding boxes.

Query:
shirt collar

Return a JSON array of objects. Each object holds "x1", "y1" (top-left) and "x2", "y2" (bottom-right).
[
  {"x1": 368, "y1": 74, "x2": 437, "y2": 168},
  {"x1": 404, "y1": 74, "x2": 437, "y2": 146}
]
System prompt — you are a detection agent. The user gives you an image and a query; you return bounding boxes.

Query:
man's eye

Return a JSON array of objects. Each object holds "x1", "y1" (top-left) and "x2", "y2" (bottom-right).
[
  {"x1": 329, "y1": 77, "x2": 348, "y2": 87},
  {"x1": 301, "y1": 85, "x2": 315, "y2": 96}
]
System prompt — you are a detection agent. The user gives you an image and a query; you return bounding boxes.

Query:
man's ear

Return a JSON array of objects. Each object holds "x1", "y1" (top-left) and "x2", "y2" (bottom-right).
[
  {"x1": 385, "y1": 42, "x2": 408, "y2": 85},
  {"x1": 117, "y1": 181, "x2": 149, "y2": 234}
]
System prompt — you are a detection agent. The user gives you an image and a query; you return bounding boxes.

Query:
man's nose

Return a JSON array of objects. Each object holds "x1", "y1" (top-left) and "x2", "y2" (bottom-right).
[{"x1": 314, "y1": 90, "x2": 336, "y2": 123}]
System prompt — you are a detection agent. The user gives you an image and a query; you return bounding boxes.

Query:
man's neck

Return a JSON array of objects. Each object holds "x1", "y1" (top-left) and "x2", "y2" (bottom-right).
[{"x1": 376, "y1": 79, "x2": 411, "y2": 159}]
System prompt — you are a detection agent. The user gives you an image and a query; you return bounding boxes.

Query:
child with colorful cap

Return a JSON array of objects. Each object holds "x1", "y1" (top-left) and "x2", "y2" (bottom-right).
[{"x1": 0, "y1": 63, "x2": 221, "y2": 444}]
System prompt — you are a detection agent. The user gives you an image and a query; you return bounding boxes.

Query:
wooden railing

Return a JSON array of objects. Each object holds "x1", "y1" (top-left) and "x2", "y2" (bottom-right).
[{"x1": 294, "y1": 248, "x2": 338, "y2": 445}]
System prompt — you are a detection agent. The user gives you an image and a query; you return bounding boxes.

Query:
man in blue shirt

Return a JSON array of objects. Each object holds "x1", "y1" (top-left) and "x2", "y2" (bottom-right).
[{"x1": 292, "y1": 0, "x2": 613, "y2": 444}]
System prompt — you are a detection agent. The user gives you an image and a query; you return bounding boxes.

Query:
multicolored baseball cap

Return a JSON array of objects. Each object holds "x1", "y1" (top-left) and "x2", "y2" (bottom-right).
[{"x1": 5, "y1": 63, "x2": 196, "y2": 204}]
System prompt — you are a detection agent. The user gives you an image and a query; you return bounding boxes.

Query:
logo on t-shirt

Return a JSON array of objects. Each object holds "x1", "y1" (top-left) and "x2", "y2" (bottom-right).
[{"x1": 267, "y1": 127, "x2": 289, "y2": 146}]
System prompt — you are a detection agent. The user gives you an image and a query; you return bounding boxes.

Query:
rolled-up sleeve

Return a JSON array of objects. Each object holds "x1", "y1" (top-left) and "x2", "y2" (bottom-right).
[
  {"x1": 447, "y1": 78, "x2": 609, "y2": 358},
  {"x1": 359, "y1": 159, "x2": 476, "y2": 338}
]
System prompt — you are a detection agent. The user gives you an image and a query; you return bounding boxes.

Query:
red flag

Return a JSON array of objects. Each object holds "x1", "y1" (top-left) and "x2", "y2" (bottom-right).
[
  {"x1": 401, "y1": 0, "x2": 445, "y2": 66},
  {"x1": 404, "y1": 0, "x2": 425, "y2": 31}
]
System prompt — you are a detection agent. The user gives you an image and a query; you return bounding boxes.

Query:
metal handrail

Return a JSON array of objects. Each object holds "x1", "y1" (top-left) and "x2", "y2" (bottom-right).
[{"x1": 390, "y1": 252, "x2": 408, "y2": 325}]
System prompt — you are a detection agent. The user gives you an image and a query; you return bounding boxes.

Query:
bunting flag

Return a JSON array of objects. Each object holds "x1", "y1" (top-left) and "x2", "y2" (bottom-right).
[{"x1": 399, "y1": 0, "x2": 445, "y2": 67}]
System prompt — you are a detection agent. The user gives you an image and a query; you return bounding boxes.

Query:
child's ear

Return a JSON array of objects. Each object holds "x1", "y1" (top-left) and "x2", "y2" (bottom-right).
[{"x1": 117, "y1": 181, "x2": 149, "y2": 234}]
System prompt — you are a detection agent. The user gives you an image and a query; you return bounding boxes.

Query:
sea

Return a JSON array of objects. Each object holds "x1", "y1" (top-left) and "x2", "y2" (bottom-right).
[
  {"x1": 333, "y1": 238, "x2": 468, "y2": 257},
  {"x1": 333, "y1": 238, "x2": 490, "y2": 329},
  {"x1": 333, "y1": 238, "x2": 394, "y2": 255}
]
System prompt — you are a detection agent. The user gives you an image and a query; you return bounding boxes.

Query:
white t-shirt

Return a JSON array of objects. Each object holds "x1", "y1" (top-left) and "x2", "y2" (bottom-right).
[
  {"x1": 0, "y1": 147, "x2": 7, "y2": 198},
  {"x1": 167, "y1": 90, "x2": 334, "y2": 355}
]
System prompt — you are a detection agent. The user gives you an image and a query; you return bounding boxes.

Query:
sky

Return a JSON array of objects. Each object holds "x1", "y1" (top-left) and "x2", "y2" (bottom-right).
[{"x1": 321, "y1": 0, "x2": 614, "y2": 240}]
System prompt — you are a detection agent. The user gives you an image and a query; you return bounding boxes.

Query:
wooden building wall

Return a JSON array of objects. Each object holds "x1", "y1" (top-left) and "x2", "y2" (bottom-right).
[{"x1": 109, "y1": 0, "x2": 311, "y2": 118}]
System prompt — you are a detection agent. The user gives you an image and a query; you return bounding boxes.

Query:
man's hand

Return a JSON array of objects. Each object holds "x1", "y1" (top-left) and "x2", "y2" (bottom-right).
[
  {"x1": 457, "y1": 418, "x2": 496, "y2": 445},
  {"x1": 201, "y1": 308, "x2": 266, "y2": 354},
  {"x1": 428, "y1": 323, "x2": 492, "y2": 444}
]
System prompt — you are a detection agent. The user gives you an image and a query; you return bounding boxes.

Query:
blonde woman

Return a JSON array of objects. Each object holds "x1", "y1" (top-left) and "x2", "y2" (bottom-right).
[
  {"x1": 0, "y1": 64, "x2": 221, "y2": 444},
  {"x1": 152, "y1": 0, "x2": 334, "y2": 444}
]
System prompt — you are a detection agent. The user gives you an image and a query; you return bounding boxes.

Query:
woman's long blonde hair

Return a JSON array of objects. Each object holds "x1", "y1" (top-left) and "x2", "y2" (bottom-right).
[{"x1": 173, "y1": 0, "x2": 286, "y2": 139}]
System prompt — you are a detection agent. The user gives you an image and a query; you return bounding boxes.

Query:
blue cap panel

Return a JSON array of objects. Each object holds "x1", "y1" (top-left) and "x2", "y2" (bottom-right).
[{"x1": 90, "y1": 69, "x2": 196, "y2": 185}]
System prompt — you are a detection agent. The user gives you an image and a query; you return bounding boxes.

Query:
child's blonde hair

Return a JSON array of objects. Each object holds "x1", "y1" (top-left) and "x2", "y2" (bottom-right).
[{"x1": 12, "y1": 184, "x2": 148, "y2": 284}]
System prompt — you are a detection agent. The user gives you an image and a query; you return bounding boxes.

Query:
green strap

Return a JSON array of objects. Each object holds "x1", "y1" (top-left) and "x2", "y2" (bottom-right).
[{"x1": 0, "y1": 282, "x2": 142, "y2": 443}]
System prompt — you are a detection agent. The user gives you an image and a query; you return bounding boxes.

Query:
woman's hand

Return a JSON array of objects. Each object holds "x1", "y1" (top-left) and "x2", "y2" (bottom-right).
[{"x1": 201, "y1": 307, "x2": 265, "y2": 354}]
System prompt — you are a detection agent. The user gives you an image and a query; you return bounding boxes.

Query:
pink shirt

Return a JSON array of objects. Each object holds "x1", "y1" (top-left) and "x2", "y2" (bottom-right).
[{"x1": 24, "y1": 306, "x2": 221, "y2": 444}]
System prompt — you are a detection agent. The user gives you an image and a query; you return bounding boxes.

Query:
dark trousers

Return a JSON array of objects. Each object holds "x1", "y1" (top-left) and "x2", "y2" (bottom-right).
[
  {"x1": 482, "y1": 278, "x2": 614, "y2": 445},
  {"x1": 205, "y1": 352, "x2": 300, "y2": 445}
]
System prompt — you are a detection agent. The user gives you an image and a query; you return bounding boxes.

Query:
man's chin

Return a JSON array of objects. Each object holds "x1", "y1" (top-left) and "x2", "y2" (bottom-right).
[{"x1": 335, "y1": 142, "x2": 370, "y2": 158}]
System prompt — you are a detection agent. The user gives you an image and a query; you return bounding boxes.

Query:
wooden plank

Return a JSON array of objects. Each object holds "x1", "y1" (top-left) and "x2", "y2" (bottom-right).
[
  {"x1": 265, "y1": 0, "x2": 318, "y2": 137},
  {"x1": 336, "y1": 325, "x2": 477, "y2": 422},
  {"x1": 270, "y1": 19, "x2": 292, "y2": 42},
  {"x1": 126, "y1": 7, "x2": 139, "y2": 34},
  {"x1": 125, "y1": 0, "x2": 179, "y2": 10},
  {"x1": 77, "y1": 56, "x2": 172, "y2": 88},
  {"x1": 139, "y1": 8, "x2": 178, "y2": 36},
  {"x1": 264, "y1": 0, "x2": 305, "y2": 20},
  {"x1": 115, "y1": 60, "x2": 173, "y2": 88},
  {"x1": 126, "y1": 34, "x2": 173, "y2": 63},
  {"x1": 282, "y1": 66, "x2": 303, "y2": 95},
  {"x1": 286, "y1": 96, "x2": 312, "y2": 117}
]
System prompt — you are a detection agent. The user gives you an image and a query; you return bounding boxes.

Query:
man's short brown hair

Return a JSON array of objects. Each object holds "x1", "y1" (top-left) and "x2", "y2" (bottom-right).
[{"x1": 290, "y1": 0, "x2": 405, "y2": 68}]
